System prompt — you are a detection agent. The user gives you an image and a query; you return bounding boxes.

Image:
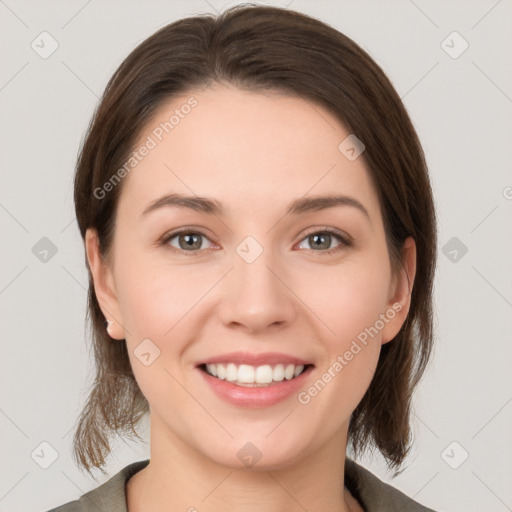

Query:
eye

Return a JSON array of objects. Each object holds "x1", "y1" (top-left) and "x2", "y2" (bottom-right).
[
  {"x1": 296, "y1": 228, "x2": 351, "y2": 256},
  {"x1": 159, "y1": 227, "x2": 352, "y2": 256},
  {"x1": 160, "y1": 229, "x2": 214, "y2": 254}
]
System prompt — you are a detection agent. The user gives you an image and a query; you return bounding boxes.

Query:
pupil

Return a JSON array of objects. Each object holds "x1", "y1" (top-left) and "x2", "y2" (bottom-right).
[
  {"x1": 312, "y1": 233, "x2": 329, "y2": 249},
  {"x1": 182, "y1": 233, "x2": 200, "y2": 250}
]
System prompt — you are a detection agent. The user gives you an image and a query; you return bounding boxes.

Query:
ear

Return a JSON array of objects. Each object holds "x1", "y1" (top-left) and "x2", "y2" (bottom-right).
[
  {"x1": 85, "y1": 228, "x2": 126, "y2": 340},
  {"x1": 381, "y1": 236, "x2": 416, "y2": 345}
]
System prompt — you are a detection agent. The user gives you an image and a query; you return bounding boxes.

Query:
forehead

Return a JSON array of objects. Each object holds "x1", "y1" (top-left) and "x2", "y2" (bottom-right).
[{"x1": 118, "y1": 84, "x2": 380, "y2": 223}]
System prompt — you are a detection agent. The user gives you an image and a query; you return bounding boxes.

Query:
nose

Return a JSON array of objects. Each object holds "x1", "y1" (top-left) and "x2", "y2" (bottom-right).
[{"x1": 216, "y1": 244, "x2": 297, "y2": 334}]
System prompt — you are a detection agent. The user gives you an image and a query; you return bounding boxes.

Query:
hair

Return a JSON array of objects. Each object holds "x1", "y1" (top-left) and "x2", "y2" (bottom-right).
[{"x1": 72, "y1": 3, "x2": 437, "y2": 477}]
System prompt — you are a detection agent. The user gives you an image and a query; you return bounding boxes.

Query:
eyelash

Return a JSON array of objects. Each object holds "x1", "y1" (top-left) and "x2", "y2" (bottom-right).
[{"x1": 159, "y1": 227, "x2": 352, "y2": 257}]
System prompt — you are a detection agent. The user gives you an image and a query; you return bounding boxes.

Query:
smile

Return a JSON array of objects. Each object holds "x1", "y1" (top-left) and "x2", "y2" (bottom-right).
[{"x1": 201, "y1": 363, "x2": 309, "y2": 387}]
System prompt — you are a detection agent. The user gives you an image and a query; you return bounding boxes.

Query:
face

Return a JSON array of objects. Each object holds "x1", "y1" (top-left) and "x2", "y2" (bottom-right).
[{"x1": 86, "y1": 83, "x2": 415, "y2": 471}]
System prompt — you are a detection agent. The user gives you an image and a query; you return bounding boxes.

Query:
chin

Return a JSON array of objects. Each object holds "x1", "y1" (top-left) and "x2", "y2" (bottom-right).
[{"x1": 197, "y1": 433, "x2": 313, "y2": 472}]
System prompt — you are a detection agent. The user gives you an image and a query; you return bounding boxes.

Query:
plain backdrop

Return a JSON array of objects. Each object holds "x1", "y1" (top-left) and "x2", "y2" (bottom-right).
[{"x1": 1, "y1": 1, "x2": 511, "y2": 511}]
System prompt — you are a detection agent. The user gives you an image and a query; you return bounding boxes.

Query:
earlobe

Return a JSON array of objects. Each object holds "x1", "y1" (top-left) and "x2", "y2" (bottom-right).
[
  {"x1": 85, "y1": 228, "x2": 125, "y2": 340},
  {"x1": 381, "y1": 236, "x2": 416, "y2": 344}
]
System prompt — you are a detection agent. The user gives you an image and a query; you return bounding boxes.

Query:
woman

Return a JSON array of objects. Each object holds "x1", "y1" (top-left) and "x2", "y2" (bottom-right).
[{"x1": 48, "y1": 4, "x2": 438, "y2": 511}]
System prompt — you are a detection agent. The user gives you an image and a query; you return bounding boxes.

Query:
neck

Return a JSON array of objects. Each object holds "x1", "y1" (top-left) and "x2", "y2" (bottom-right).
[{"x1": 127, "y1": 413, "x2": 361, "y2": 512}]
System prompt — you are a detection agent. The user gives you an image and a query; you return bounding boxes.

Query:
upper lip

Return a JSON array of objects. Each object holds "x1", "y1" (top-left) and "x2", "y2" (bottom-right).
[{"x1": 197, "y1": 351, "x2": 313, "y2": 367}]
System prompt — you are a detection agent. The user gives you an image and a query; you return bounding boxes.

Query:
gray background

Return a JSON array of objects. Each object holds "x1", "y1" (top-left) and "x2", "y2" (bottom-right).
[{"x1": 1, "y1": 0, "x2": 511, "y2": 511}]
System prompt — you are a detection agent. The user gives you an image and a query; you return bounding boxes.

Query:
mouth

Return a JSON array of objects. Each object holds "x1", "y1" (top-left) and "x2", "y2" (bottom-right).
[
  {"x1": 198, "y1": 362, "x2": 314, "y2": 387},
  {"x1": 195, "y1": 351, "x2": 315, "y2": 407}
]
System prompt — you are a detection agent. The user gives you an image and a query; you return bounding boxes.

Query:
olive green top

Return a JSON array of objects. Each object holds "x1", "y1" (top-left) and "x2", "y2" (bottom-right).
[{"x1": 46, "y1": 458, "x2": 437, "y2": 512}]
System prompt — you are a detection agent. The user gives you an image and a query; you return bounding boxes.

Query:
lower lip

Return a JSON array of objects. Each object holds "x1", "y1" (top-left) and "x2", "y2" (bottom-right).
[{"x1": 197, "y1": 366, "x2": 314, "y2": 408}]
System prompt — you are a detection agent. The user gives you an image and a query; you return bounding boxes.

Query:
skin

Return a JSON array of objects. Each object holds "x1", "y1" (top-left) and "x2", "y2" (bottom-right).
[{"x1": 86, "y1": 83, "x2": 416, "y2": 512}]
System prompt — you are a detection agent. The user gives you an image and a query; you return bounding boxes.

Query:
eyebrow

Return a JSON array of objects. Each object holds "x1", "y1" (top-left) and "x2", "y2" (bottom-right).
[{"x1": 141, "y1": 193, "x2": 371, "y2": 222}]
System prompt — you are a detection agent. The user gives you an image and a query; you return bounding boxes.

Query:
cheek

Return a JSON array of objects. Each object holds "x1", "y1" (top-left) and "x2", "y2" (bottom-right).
[
  {"x1": 306, "y1": 255, "x2": 392, "y2": 345},
  {"x1": 112, "y1": 249, "x2": 215, "y2": 391},
  {"x1": 296, "y1": 263, "x2": 389, "y2": 424},
  {"x1": 112, "y1": 255, "x2": 197, "y2": 408},
  {"x1": 301, "y1": 254, "x2": 391, "y2": 396},
  {"x1": 112, "y1": 243, "x2": 202, "y2": 337},
  {"x1": 114, "y1": 234, "x2": 393, "y2": 352}
]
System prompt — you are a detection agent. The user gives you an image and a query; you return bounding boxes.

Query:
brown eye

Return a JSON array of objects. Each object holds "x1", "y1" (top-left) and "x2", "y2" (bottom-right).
[
  {"x1": 307, "y1": 233, "x2": 334, "y2": 250},
  {"x1": 161, "y1": 230, "x2": 213, "y2": 253},
  {"x1": 160, "y1": 227, "x2": 351, "y2": 257},
  {"x1": 297, "y1": 229, "x2": 352, "y2": 256}
]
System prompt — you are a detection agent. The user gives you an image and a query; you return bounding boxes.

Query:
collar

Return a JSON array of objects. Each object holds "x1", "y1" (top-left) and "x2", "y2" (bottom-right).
[{"x1": 73, "y1": 457, "x2": 435, "y2": 512}]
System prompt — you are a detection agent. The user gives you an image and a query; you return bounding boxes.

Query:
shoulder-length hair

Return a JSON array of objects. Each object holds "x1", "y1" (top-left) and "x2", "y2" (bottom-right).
[{"x1": 72, "y1": 3, "x2": 437, "y2": 477}]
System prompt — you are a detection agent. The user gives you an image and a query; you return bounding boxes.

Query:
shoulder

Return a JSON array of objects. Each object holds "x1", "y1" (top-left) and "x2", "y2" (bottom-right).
[
  {"x1": 45, "y1": 457, "x2": 435, "y2": 512},
  {"x1": 345, "y1": 458, "x2": 438, "y2": 512},
  {"x1": 45, "y1": 459, "x2": 150, "y2": 512}
]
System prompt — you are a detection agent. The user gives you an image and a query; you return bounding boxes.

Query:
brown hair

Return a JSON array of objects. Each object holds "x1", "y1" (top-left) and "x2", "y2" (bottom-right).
[{"x1": 72, "y1": 3, "x2": 437, "y2": 477}]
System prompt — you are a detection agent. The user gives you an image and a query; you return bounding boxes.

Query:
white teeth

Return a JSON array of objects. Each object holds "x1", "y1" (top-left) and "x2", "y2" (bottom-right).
[
  {"x1": 206, "y1": 364, "x2": 217, "y2": 377},
  {"x1": 238, "y1": 364, "x2": 255, "y2": 383},
  {"x1": 225, "y1": 363, "x2": 238, "y2": 381},
  {"x1": 203, "y1": 362, "x2": 306, "y2": 385},
  {"x1": 255, "y1": 365, "x2": 273, "y2": 384},
  {"x1": 273, "y1": 364, "x2": 285, "y2": 381},
  {"x1": 284, "y1": 364, "x2": 295, "y2": 380},
  {"x1": 216, "y1": 364, "x2": 226, "y2": 380}
]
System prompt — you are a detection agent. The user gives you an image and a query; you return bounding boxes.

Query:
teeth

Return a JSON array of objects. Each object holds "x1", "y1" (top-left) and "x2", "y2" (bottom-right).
[
  {"x1": 284, "y1": 364, "x2": 294, "y2": 380},
  {"x1": 273, "y1": 364, "x2": 285, "y2": 382},
  {"x1": 216, "y1": 364, "x2": 226, "y2": 380},
  {"x1": 204, "y1": 363, "x2": 305, "y2": 385},
  {"x1": 237, "y1": 364, "x2": 254, "y2": 383},
  {"x1": 255, "y1": 365, "x2": 273, "y2": 384},
  {"x1": 293, "y1": 365, "x2": 303, "y2": 378},
  {"x1": 226, "y1": 363, "x2": 238, "y2": 382}
]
